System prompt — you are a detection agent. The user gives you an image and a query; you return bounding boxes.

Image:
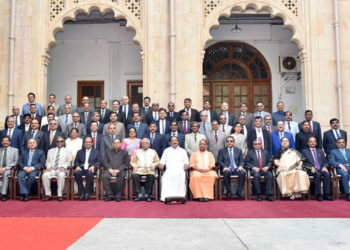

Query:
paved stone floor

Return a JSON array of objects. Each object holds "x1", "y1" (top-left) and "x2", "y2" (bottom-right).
[{"x1": 69, "y1": 218, "x2": 350, "y2": 250}]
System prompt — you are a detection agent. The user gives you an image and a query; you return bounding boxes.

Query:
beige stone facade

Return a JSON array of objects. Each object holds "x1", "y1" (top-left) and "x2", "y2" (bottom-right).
[{"x1": 0, "y1": 0, "x2": 349, "y2": 129}]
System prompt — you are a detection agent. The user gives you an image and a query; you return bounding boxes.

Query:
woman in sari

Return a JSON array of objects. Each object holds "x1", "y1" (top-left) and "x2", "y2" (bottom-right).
[
  {"x1": 65, "y1": 128, "x2": 83, "y2": 162},
  {"x1": 121, "y1": 127, "x2": 141, "y2": 158},
  {"x1": 273, "y1": 137, "x2": 310, "y2": 199},
  {"x1": 230, "y1": 122, "x2": 247, "y2": 156}
]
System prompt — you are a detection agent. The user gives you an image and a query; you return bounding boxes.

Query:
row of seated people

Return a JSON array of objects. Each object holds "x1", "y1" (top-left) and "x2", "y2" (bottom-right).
[{"x1": 1, "y1": 133, "x2": 349, "y2": 202}]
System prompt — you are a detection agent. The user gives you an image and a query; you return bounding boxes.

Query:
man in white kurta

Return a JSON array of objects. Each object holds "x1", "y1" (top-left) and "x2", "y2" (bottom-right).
[{"x1": 160, "y1": 136, "x2": 189, "y2": 201}]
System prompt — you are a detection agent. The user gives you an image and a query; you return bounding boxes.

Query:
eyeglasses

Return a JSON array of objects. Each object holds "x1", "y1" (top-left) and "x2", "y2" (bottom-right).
[
  {"x1": 226, "y1": 140, "x2": 234, "y2": 142},
  {"x1": 253, "y1": 143, "x2": 261, "y2": 145},
  {"x1": 49, "y1": 123, "x2": 57, "y2": 125},
  {"x1": 56, "y1": 140, "x2": 64, "y2": 143}
]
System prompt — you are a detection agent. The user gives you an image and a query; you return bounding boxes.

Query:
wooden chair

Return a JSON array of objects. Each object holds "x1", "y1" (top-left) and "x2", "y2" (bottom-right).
[
  {"x1": 188, "y1": 167, "x2": 218, "y2": 201},
  {"x1": 13, "y1": 166, "x2": 43, "y2": 200},
  {"x1": 40, "y1": 167, "x2": 71, "y2": 200},
  {"x1": 303, "y1": 165, "x2": 335, "y2": 200},
  {"x1": 246, "y1": 166, "x2": 277, "y2": 200},
  {"x1": 158, "y1": 167, "x2": 188, "y2": 202},
  {"x1": 70, "y1": 167, "x2": 100, "y2": 200},
  {"x1": 99, "y1": 166, "x2": 129, "y2": 200},
  {"x1": 1, "y1": 167, "x2": 15, "y2": 199},
  {"x1": 330, "y1": 165, "x2": 344, "y2": 200},
  {"x1": 218, "y1": 171, "x2": 248, "y2": 200},
  {"x1": 128, "y1": 168, "x2": 159, "y2": 201}
]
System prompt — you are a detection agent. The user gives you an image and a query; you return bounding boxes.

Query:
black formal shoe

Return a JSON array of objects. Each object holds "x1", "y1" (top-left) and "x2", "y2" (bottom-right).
[
  {"x1": 58, "y1": 197, "x2": 63, "y2": 202},
  {"x1": 266, "y1": 195, "x2": 274, "y2": 202},
  {"x1": 237, "y1": 192, "x2": 245, "y2": 199},
  {"x1": 145, "y1": 197, "x2": 152, "y2": 202},
  {"x1": 347, "y1": 194, "x2": 350, "y2": 201},
  {"x1": 1, "y1": 196, "x2": 7, "y2": 202},
  {"x1": 226, "y1": 192, "x2": 232, "y2": 199},
  {"x1": 42, "y1": 196, "x2": 52, "y2": 202},
  {"x1": 23, "y1": 194, "x2": 30, "y2": 202},
  {"x1": 198, "y1": 197, "x2": 204, "y2": 202},
  {"x1": 20, "y1": 195, "x2": 25, "y2": 201},
  {"x1": 203, "y1": 198, "x2": 209, "y2": 202},
  {"x1": 324, "y1": 195, "x2": 333, "y2": 201},
  {"x1": 79, "y1": 194, "x2": 84, "y2": 201},
  {"x1": 317, "y1": 195, "x2": 323, "y2": 202},
  {"x1": 84, "y1": 193, "x2": 90, "y2": 200},
  {"x1": 257, "y1": 195, "x2": 262, "y2": 201},
  {"x1": 115, "y1": 197, "x2": 121, "y2": 202},
  {"x1": 105, "y1": 196, "x2": 114, "y2": 202}
]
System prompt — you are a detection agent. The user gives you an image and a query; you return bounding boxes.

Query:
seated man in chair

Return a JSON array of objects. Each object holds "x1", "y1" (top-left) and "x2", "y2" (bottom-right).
[
  {"x1": 130, "y1": 138, "x2": 160, "y2": 202},
  {"x1": 73, "y1": 137, "x2": 100, "y2": 200},
  {"x1": 18, "y1": 138, "x2": 46, "y2": 201},
  {"x1": 245, "y1": 139, "x2": 274, "y2": 202}
]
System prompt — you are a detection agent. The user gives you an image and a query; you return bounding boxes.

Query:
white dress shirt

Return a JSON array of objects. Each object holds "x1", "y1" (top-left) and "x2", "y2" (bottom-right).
[{"x1": 84, "y1": 148, "x2": 91, "y2": 170}]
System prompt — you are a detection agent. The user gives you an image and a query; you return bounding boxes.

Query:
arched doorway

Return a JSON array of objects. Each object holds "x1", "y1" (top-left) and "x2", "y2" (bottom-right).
[{"x1": 203, "y1": 42, "x2": 271, "y2": 114}]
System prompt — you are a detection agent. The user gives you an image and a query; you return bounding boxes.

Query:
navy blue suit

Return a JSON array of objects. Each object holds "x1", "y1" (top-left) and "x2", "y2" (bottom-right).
[
  {"x1": 127, "y1": 123, "x2": 148, "y2": 139},
  {"x1": 199, "y1": 110, "x2": 218, "y2": 122},
  {"x1": 0, "y1": 128, "x2": 23, "y2": 150},
  {"x1": 272, "y1": 111, "x2": 285, "y2": 126},
  {"x1": 247, "y1": 128, "x2": 271, "y2": 153},
  {"x1": 86, "y1": 133, "x2": 102, "y2": 151},
  {"x1": 5, "y1": 115, "x2": 23, "y2": 129},
  {"x1": 166, "y1": 111, "x2": 180, "y2": 122},
  {"x1": 302, "y1": 148, "x2": 331, "y2": 196},
  {"x1": 86, "y1": 122, "x2": 104, "y2": 135},
  {"x1": 74, "y1": 148, "x2": 101, "y2": 195},
  {"x1": 323, "y1": 129, "x2": 347, "y2": 156},
  {"x1": 119, "y1": 105, "x2": 132, "y2": 119},
  {"x1": 79, "y1": 111, "x2": 93, "y2": 125},
  {"x1": 156, "y1": 119, "x2": 171, "y2": 135},
  {"x1": 217, "y1": 147, "x2": 245, "y2": 195},
  {"x1": 165, "y1": 132, "x2": 185, "y2": 148},
  {"x1": 143, "y1": 133, "x2": 167, "y2": 158},
  {"x1": 270, "y1": 131, "x2": 295, "y2": 157},
  {"x1": 329, "y1": 148, "x2": 350, "y2": 194},
  {"x1": 18, "y1": 149, "x2": 46, "y2": 195}
]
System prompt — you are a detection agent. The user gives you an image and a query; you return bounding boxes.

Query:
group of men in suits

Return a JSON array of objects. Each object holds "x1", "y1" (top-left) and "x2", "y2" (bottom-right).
[{"x1": 2, "y1": 93, "x2": 350, "y2": 202}]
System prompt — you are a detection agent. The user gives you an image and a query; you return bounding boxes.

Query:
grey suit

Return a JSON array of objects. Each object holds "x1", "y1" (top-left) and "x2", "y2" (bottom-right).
[
  {"x1": 65, "y1": 123, "x2": 87, "y2": 139},
  {"x1": 102, "y1": 122, "x2": 125, "y2": 140},
  {"x1": 21, "y1": 130, "x2": 44, "y2": 152},
  {"x1": 43, "y1": 103, "x2": 60, "y2": 116},
  {"x1": 235, "y1": 112, "x2": 254, "y2": 127},
  {"x1": 198, "y1": 122, "x2": 211, "y2": 135},
  {"x1": 100, "y1": 135, "x2": 117, "y2": 159},
  {"x1": 206, "y1": 130, "x2": 226, "y2": 160},
  {"x1": 0, "y1": 147, "x2": 19, "y2": 195},
  {"x1": 57, "y1": 104, "x2": 77, "y2": 116},
  {"x1": 57, "y1": 114, "x2": 73, "y2": 133}
]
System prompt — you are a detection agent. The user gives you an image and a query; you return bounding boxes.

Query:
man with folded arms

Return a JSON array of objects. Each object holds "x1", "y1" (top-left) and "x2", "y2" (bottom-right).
[
  {"x1": 102, "y1": 138, "x2": 129, "y2": 202},
  {"x1": 189, "y1": 139, "x2": 218, "y2": 202},
  {"x1": 130, "y1": 138, "x2": 160, "y2": 202},
  {"x1": 42, "y1": 136, "x2": 72, "y2": 201}
]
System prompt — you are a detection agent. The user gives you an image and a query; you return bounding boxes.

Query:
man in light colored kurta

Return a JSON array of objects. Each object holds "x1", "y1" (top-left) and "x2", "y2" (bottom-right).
[
  {"x1": 160, "y1": 136, "x2": 189, "y2": 202},
  {"x1": 130, "y1": 138, "x2": 160, "y2": 202},
  {"x1": 189, "y1": 139, "x2": 218, "y2": 201}
]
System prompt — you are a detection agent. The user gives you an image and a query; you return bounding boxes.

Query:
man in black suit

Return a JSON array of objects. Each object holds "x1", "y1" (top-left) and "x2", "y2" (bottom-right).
[
  {"x1": 74, "y1": 137, "x2": 101, "y2": 200},
  {"x1": 178, "y1": 111, "x2": 191, "y2": 135},
  {"x1": 237, "y1": 114, "x2": 251, "y2": 136},
  {"x1": 40, "y1": 113, "x2": 62, "y2": 132},
  {"x1": 102, "y1": 138, "x2": 129, "y2": 202},
  {"x1": 97, "y1": 99, "x2": 111, "y2": 124},
  {"x1": 165, "y1": 121, "x2": 185, "y2": 148},
  {"x1": 323, "y1": 118, "x2": 347, "y2": 157},
  {"x1": 178, "y1": 98, "x2": 199, "y2": 122},
  {"x1": 18, "y1": 138, "x2": 46, "y2": 201},
  {"x1": 199, "y1": 100, "x2": 218, "y2": 123},
  {"x1": 296, "y1": 120, "x2": 320, "y2": 152},
  {"x1": 21, "y1": 119, "x2": 44, "y2": 152},
  {"x1": 41, "y1": 119, "x2": 64, "y2": 155},
  {"x1": 87, "y1": 121, "x2": 102, "y2": 151},
  {"x1": 18, "y1": 114, "x2": 31, "y2": 133},
  {"x1": 5, "y1": 106, "x2": 22, "y2": 129},
  {"x1": 220, "y1": 102, "x2": 235, "y2": 126},
  {"x1": 298, "y1": 110, "x2": 322, "y2": 147},
  {"x1": 29, "y1": 104, "x2": 42, "y2": 125},
  {"x1": 302, "y1": 137, "x2": 333, "y2": 201},
  {"x1": 127, "y1": 112, "x2": 148, "y2": 139},
  {"x1": 144, "y1": 102, "x2": 160, "y2": 125},
  {"x1": 0, "y1": 116, "x2": 23, "y2": 150},
  {"x1": 111, "y1": 100, "x2": 125, "y2": 124},
  {"x1": 167, "y1": 102, "x2": 180, "y2": 122},
  {"x1": 217, "y1": 136, "x2": 245, "y2": 198},
  {"x1": 144, "y1": 122, "x2": 167, "y2": 158},
  {"x1": 126, "y1": 103, "x2": 143, "y2": 126},
  {"x1": 119, "y1": 96, "x2": 132, "y2": 121},
  {"x1": 79, "y1": 103, "x2": 93, "y2": 125},
  {"x1": 245, "y1": 139, "x2": 274, "y2": 201},
  {"x1": 87, "y1": 112, "x2": 104, "y2": 134},
  {"x1": 140, "y1": 96, "x2": 151, "y2": 117},
  {"x1": 247, "y1": 116, "x2": 271, "y2": 153}
]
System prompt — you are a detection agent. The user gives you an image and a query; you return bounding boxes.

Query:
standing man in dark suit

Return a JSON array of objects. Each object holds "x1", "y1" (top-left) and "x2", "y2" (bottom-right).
[
  {"x1": 86, "y1": 112, "x2": 104, "y2": 134},
  {"x1": 126, "y1": 103, "x2": 143, "y2": 126},
  {"x1": 245, "y1": 139, "x2": 274, "y2": 201},
  {"x1": 76, "y1": 96, "x2": 95, "y2": 113},
  {"x1": 296, "y1": 120, "x2": 320, "y2": 152},
  {"x1": 41, "y1": 113, "x2": 63, "y2": 133},
  {"x1": 178, "y1": 98, "x2": 199, "y2": 122},
  {"x1": 220, "y1": 102, "x2": 235, "y2": 126},
  {"x1": 301, "y1": 137, "x2": 333, "y2": 201},
  {"x1": 140, "y1": 96, "x2": 151, "y2": 117},
  {"x1": 167, "y1": 102, "x2": 180, "y2": 122},
  {"x1": 298, "y1": 110, "x2": 322, "y2": 147},
  {"x1": 87, "y1": 121, "x2": 102, "y2": 151},
  {"x1": 144, "y1": 102, "x2": 160, "y2": 125},
  {"x1": 247, "y1": 116, "x2": 271, "y2": 153},
  {"x1": 102, "y1": 138, "x2": 129, "y2": 202},
  {"x1": 270, "y1": 121, "x2": 295, "y2": 157},
  {"x1": 199, "y1": 100, "x2": 218, "y2": 123},
  {"x1": 263, "y1": 115, "x2": 276, "y2": 134},
  {"x1": 127, "y1": 112, "x2": 148, "y2": 139},
  {"x1": 272, "y1": 101, "x2": 285, "y2": 126},
  {"x1": 74, "y1": 137, "x2": 101, "y2": 200},
  {"x1": 41, "y1": 119, "x2": 64, "y2": 155},
  {"x1": 0, "y1": 116, "x2": 23, "y2": 150},
  {"x1": 237, "y1": 115, "x2": 251, "y2": 136},
  {"x1": 165, "y1": 121, "x2": 185, "y2": 148},
  {"x1": 119, "y1": 96, "x2": 132, "y2": 121},
  {"x1": 323, "y1": 118, "x2": 347, "y2": 157},
  {"x1": 329, "y1": 137, "x2": 350, "y2": 201},
  {"x1": 18, "y1": 114, "x2": 31, "y2": 133},
  {"x1": 235, "y1": 102, "x2": 253, "y2": 127},
  {"x1": 156, "y1": 108, "x2": 171, "y2": 135},
  {"x1": 217, "y1": 136, "x2": 245, "y2": 198},
  {"x1": 65, "y1": 112, "x2": 87, "y2": 138},
  {"x1": 111, "y1": 100, "x2": 125, "y2": 124},
  {"x1": 17, "y1": 138, "x2": 46, "y2": 201},
  {"x1": 178, "y1": 111, "x2": 191, "y2": 135},
  {"x1": 97, "y1": 100, "x2": 111, "y2": 124},
  {"x1": 79, "y1": 103, "x2": 93, "y2": 125},
  {"x1": 28, "y1": 104, "x2": 42, "y2": 125},
  {"x1": 144, "y1": 122, "x2": 167, "y2": 158},
  {"x1": 21, "y1": 119, "x2": 44, "y2": 152},
  {"x1": 5, "y1": 106, "x2": 22, "y2": 129}
]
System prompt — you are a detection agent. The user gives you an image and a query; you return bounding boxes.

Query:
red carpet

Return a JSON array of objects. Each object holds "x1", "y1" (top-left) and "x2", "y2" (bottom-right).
[
  {"x1": 0, "y1": 217, "x2": 102, "y2": 250},
  {"x1": 0, "y1": 200, "x2": 349, "y2": 218}
]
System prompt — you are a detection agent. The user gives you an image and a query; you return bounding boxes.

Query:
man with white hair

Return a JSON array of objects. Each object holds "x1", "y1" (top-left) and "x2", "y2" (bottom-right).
[{"x1": 130, "y1": 138, "x2": 160, "y2": 202}]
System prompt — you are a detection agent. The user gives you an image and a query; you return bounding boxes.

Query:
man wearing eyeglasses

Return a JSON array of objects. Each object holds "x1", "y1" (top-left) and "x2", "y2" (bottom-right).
[
  {"x1": 42, "y1": 119, "x2": 64, "y2": 156},
  {"x1": 65, "y1": 112, "x2": 87, "y2": 138},
  {"x1": 217, "y1": 136, "x2": 245, "y2": 199},
  {"x1": 246, "y1": 139, "x2": 274, "y2": 201},
  {"x1": 253, "y1": 101, "x2": 271, "y2": 120},
  {"x1": 42, "y1": 136, "x2": 72, "y2": 202}
]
